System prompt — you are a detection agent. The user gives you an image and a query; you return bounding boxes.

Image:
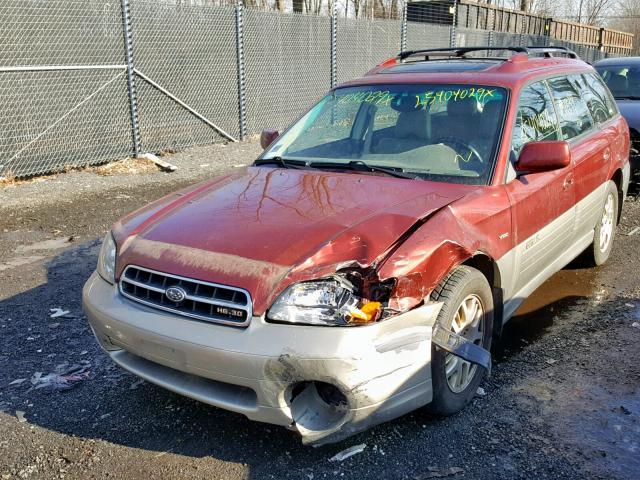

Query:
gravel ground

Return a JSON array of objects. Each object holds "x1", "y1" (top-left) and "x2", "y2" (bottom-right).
[{"x1": 1, "y1": 145, "x2": 639, "y2": 479}]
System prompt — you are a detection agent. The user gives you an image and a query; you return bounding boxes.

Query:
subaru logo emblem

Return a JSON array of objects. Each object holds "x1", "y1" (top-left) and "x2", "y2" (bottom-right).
[{"x1": 165, "y1": 286, "x2": 187, "y2": 302}]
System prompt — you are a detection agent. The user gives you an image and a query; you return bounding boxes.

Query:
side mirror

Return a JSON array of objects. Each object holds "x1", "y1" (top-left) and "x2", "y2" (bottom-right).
[
  {"x1": 260, "y1": 129, "x2": 279, "y2": 150},
  {"x1": 515, "y1": 141, "x2": 571, "y2": 174}
]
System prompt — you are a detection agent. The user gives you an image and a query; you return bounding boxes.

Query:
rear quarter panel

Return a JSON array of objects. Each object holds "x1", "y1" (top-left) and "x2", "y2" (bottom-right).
[{"x1": 608, "y1": 115, "x2": 630, "y2": 180}]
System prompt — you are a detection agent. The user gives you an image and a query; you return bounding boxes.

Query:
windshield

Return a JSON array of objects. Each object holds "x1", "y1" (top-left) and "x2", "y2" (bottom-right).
[
  {"x1": 596, "y1": 65, "x2": 640, "y2": 99},
  {"x1": 261, "y1": 84, "x2": 508, "y2": 184}
]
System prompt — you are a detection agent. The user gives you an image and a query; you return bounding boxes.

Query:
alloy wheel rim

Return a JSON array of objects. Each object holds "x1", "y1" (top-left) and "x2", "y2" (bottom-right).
[
  {"x1": 445, "y1": 294, "x2": 484, "y2": 393},
  {"x1": 599, "y1": 193, "x2": 615, "y2": 253}
]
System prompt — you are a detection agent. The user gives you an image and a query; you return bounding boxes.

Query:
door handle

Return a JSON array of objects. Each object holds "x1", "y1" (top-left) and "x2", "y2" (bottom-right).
[
  {"x1": 603, "y1": 148, "x2": 611, "y2": 161},
  {"x1": 563, "y1": 173, "x2": 575, "y2": 190}
]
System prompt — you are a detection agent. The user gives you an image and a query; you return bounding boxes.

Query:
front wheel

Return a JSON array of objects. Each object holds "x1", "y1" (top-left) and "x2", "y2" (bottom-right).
[
  {"x1": 427, "y1": 266, "x2": 493, "y2": 416},
  {"x1": 587, "y1": 180, "x2": 619, "y2": 267}
]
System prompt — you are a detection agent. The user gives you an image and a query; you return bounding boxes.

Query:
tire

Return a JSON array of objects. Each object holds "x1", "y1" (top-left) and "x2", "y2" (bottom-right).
[
  {"x1": 427, "y1": 266, "x2": 493, "y2": 416},
  {"x1": 587, "y1": 180, "x2": 619, "y2": 267}
]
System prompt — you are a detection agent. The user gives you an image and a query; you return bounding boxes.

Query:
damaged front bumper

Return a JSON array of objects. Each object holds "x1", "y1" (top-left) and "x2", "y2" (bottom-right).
[{"x1": 83, "y1": 272, "x2": 485, "y2": 445}]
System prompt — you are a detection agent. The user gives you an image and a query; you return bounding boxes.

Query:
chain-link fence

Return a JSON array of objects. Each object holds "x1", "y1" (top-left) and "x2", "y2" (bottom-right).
[
  {"x1": 0, "y1": 0, "x2": 132, "y2": 177},
  {"x1": 244, "y1": 9, "x2": 331, "y2": 133},
  {"x1": 0, "y1": 0, "x2": 620, "y2": 178},
  {"x1": 130, "y1": 1, "x2": 240, "y2": 152},
  {"x1": 336, "y1": 17, "x2": 402, "y2": 84}
]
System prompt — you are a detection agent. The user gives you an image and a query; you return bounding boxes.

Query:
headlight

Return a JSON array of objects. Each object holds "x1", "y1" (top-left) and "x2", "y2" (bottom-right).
[
  {"x1": 267, "y1": 278, "x2": 381, "y2": 326},
  {"x1": 97, "y1": 232, "x2": 117, "y2": 284}
]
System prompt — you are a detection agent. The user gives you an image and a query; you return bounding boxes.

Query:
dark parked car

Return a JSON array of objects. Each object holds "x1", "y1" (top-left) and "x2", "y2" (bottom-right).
[{"x1": 595, "y1": 57, "x2": 640, "y2": 174}]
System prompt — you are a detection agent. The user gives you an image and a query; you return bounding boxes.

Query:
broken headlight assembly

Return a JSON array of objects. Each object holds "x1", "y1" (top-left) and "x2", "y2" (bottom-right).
[
  {"x1": 97, "y1": 232, "x2": 117, "y2": 284},
  {"x1": 266, "y1": 278, "x2": 382, "y2": 326}
]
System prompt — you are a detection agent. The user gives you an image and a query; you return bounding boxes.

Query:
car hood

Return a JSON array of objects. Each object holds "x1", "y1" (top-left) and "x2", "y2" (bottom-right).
[
  {"x1": 616, "y1": 100, "x2": 640, "y2": 131},
  {"x1": 114, "y1": 167, "x2": 473, "y2": 314}
]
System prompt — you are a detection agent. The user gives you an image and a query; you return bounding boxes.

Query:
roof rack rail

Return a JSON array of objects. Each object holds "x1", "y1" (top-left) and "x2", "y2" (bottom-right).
[
  {"x1": 397, "y1": 46, "x2": 579, "y2": 62},
  {"x1": 398, "y1": 47, "x2": 527, "y2": 61},
  {"x1": 524, "y1": 46, "x2": 579, "y2": 59}
]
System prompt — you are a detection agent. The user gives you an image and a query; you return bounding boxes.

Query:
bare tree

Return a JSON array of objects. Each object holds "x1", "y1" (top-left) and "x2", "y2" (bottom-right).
[
  {"x1": 611, "y1": 0, "x2": 640, "y2": 54},
  {"x1": 576, "y1": 0, "x2": 609, "y2": 24},
  {"x1": 351, "y1": 0, "x2": 363, "y2": 18},
  {"x1": 293, "y1": 0, "x2": 304, "y2": 13}
]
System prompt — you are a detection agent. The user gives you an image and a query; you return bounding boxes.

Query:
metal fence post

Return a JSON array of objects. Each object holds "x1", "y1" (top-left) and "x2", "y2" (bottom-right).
[
  {"x1": 598, "y1": 27, "x2": 605, "y2": 52},
  {"x1": 120, "y1": 0, "x2": 141, "y2": 157},
  {"x1": 488, "y1": 30, "x2": 494, "y2": 48},
  {"x1": 235, "y1": 0, "x2": 247, "y2": 140},
  {"x1": 330, "y1": 0, "x2": 338, "y2": 89},
  {"x1": 449, "y1": 0, "x2": 457, "y2": 48},
  {"x1": 488, "y1": 7, "x2": 495, "y2": 39},
  {"x1": 400, "y1": 3, "x2": 407, "y2": 52}
]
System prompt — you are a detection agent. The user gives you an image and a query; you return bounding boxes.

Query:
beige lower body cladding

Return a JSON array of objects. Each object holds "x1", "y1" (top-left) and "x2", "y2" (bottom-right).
[{"x1": 83, "y1": 271, "x2": 443, "y2": 444}]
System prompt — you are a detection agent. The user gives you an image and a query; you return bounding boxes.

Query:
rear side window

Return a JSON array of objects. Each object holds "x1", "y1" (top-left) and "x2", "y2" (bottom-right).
[
  {"x1": 580, "y1": 73, "x2": 617, "y2": 123},
  {"x1": 511, "y1": 81, "x2": 560, "y2": 156},
  {"x1": 586, "y1": 72, "x2": 618, "y2": 119},
  {"x1": 547, "y1": 76, "x2": 594, "y2": 140}
]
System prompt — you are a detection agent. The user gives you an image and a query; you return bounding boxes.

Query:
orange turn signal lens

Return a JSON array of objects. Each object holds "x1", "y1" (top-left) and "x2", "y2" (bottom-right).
[{"x1": 348, "y1": 301, "x2": 382, "y2": 324}]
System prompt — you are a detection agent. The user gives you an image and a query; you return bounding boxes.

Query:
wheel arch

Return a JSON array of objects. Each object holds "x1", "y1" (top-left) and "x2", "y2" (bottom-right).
[
  {"x1": 462, "y1": 253, "x2": 505, "y2": 340},
  {"x1": 610, "y1": 168, "x2": 625, "y2": 225},
  {"x1": 462, "y1": 253, "x2": 501, "y2": 288}
]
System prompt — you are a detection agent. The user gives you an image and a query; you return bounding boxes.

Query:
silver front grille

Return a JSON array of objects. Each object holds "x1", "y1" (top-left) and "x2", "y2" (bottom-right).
[{"x1": 119, "y1": 265, "x2": 252, "y2": 327}]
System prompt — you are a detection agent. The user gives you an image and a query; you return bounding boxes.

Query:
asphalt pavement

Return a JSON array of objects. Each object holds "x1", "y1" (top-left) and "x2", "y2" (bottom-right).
[{"x1": 1, "y1": 144, "x2": 639, "y2": 479}]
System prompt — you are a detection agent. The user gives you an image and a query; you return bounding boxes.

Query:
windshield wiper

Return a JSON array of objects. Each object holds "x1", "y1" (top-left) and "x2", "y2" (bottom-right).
[
  {"x1": 614, "y1": 95, "x2": 640, "y2": 100},
  {"x1": 253, "y1": 157, "x2": 307, "y2": 169},
  {"x1": 309, "y1": 160, "x2": 420, "y2": 180}
]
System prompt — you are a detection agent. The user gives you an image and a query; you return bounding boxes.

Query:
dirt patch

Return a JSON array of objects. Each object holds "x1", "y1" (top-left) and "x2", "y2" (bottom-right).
[
  {"x1": 15, "y1": 237, "x2": 76, "y2": 253},
  {"x1": 0, "y1": 157, "x2": 163, "y2": 187},
  {"x1": 0, "y1": 171, "x2": 57, "y2": 188},
  {"x1": 83, "y1": 157, "x2": 162, "y2": 176},
  {"x1": 0, "y1": 141, "x2": 262, "y2": 211}
]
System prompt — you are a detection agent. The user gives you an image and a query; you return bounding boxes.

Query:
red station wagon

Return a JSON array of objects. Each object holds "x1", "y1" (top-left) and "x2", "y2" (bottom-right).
[{"x1": 83, "y1": 46, "x2": 631, "y2": 445}]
